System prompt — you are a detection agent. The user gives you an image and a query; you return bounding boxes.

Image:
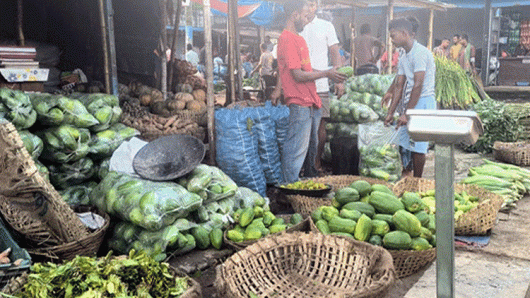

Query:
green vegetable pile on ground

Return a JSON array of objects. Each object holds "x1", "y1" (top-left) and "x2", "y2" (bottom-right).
[
  {"x1": 417, "y1": 189, "x2": 479, "y2": 221},
  {"x1": 460, "y1": 159, "x2": 530, "y2": 208},
  {"x1": 312, "y1": 180, "x2": 435, "y2": 251},
  {"x1": 0, "y1": 88, "x2": 37, "y2": 129},
  {"x1": 464, "y1": 98, "x2": 521, "y2": 153},
  {"x1": 11, "y1": 250, "x2": 189, "y2": 298},
  {"x1": 434, "y1": 55, "x2": 482, "y2": 109}
]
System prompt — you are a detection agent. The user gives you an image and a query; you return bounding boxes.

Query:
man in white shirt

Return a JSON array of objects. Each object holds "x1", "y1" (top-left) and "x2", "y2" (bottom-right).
[
  {"x1": 300, "y1": 0, "x2": 344, "y2": 173},
  {"x1": 185, "y1": 44, "x2": 199, "y2": 68}
]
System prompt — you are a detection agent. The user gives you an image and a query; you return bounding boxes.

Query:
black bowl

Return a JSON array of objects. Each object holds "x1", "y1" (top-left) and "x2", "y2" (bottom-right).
[{"x1": 276, "y1": 184, "x2": 332, "y2": 197}]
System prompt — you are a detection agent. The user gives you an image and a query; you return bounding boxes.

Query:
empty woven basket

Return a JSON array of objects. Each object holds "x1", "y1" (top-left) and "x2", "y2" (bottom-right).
[{"x1": 216, "y1": 232, "x2": 395, "y2": 298}]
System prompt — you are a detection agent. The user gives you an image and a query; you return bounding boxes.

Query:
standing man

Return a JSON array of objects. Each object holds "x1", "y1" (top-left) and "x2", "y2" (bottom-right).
[
  {"x1": 384, "y1": 18, "x2": 436, "y2": 178},
  {"x1": 251, "y1": 43, "x2": 276, "y2": 99},
  {"x1": 353, "y1": 24, "x2": 384, "y2": 67},
  {"x1": 458, "y1": 34, "x2": 476, "y2": 74},
  {"x1": 271, "y1": 0, "x2": 345, "y2": 183},
  {"x1": 301, "y1": 0, "x2": 345, "y2": 173},
  {"x1": 185, "y1": 44, "x2": 199, "y2": 68},
  {"x1": 450, "y1": 34, "x2": 462, "y2": 61},
  {"x1": 433, "y1": 38, "x2": 451, "y2": 58}
]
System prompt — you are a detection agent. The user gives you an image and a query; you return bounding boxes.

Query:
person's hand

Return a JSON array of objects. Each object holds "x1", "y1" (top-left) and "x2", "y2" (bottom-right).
[
  {"x1": 381, "y1": 92, "x2": 392, "y2": 108},
  {"x1": 384, "y1": 113, "x2": 394, "y2": 127},
  {"x1": 396, "y1": 114, "x2": 408, "y2": 128},
  {"x1": 335, "y1": 82, "x2": 345, "y2": 97},
  {"x1": 271, "y1": 88, "x2": 281, "y2": 106},
  {"x1": 326, "y1": 68, "x2": 347, "y2": 83}
]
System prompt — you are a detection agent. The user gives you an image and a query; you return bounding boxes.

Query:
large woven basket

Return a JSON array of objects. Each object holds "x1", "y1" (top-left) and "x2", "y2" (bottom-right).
[
  {"x1": 308, "y1": 218, "x2": 435, "y2": 279},
  {"x1": 216, "y1": 232, "x2": 395, "y2": 298},
  {"x1": 287, "y1": 175, "x2": 393, "y2": 218},
  {"x1": 393, "y1": 177, "x2": 504, "y2": 235},
  {"x1": 1, "y1": 262, "x2": 202, "y2": 298},
  {"x1": 493, "y1": 141, "x2": 530, "y2": 166},
  {"x1": 223, "y1": 214, "x2": 310, "y2": 251},
  {"x1": 25, "y1": 205, "x2": 110, "y2": 262},
  {"x1": 0, "y1": 121, "x2": 89, "y2": 247}
]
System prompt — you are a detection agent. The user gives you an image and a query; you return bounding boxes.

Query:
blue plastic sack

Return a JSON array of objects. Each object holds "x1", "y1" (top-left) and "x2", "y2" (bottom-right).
[
  {"x1": 215, "y1": 108, "x2": 267, "y2": 196},
  {"x1": 266, "y1": 102, "x2": 290, "y2": 157},
  {"x1": 251, "y1": 106, "x2": 283, "y2": 185}
]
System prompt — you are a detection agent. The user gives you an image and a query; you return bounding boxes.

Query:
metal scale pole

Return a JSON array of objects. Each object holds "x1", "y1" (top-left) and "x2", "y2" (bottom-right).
[{"x1": 434, "y1": 144, "x2": 455, "y2": 298}]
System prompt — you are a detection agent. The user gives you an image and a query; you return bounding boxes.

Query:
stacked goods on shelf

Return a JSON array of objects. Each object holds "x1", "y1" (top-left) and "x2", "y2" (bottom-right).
[
  {"x1": 460, "y1": 159, "x2": 530, "y2": 208},
  {"x1": 434, "y1": 55, "x2": 482, "y2": 109},
  {"x1": 0, "y1": 46, "x2": 38, "y2": 68},
  {"x1": 95, "y1": 164, "x2": 267, "y2": 260}
]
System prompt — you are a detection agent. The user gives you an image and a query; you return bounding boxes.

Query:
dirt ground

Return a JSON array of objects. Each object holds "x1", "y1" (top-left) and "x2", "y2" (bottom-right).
[{"x1": 169, "y1": 147, "x2": 530, "y2": 298}]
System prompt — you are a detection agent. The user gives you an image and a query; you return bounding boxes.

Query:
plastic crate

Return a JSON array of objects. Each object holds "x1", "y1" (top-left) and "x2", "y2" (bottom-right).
[{"x1": 0, "y1": 218, "x2": 31, "y2": 289}]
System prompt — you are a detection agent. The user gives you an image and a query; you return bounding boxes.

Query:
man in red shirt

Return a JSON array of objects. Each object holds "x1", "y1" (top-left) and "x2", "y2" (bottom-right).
[{"x1": 271, "y1": 0, "x2": 345, "y2": 183}]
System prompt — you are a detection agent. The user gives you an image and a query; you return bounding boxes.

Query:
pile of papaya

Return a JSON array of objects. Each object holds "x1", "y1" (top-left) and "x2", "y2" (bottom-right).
[
  {"x1": 312, "y1": 180, "x2": 435, "y2": 251},
  {"x1": 226, "y1": 206, "x2": 304, "y2": 243}
]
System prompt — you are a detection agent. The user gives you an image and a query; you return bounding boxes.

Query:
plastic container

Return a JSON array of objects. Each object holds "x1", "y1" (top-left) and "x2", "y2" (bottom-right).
[{"x1": 0, "y1": 218, "x2": 31, "y2": 289}]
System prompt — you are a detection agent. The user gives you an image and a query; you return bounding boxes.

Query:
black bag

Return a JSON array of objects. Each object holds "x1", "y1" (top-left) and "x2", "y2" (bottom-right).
[{"x1": 331, "y1": 136, "x2": 360, "y2": 175}]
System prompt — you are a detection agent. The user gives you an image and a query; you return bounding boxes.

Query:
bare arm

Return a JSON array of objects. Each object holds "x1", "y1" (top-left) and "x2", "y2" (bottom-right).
[
  {"x1": 329, "y1": 43, "x2": 345, "y2": 96},
  {"x1": 387, "y1": 75, "x2": 406, "y2": 116},
  {"x1": 271, "y1": 74, "x2": 282, "y2": 105},
  {"x1": 406, "y1": 71, "x2": 425, "y2": 111},
  {"x1": 291, "y1": 68, "x2": 346, "y2": 84}
]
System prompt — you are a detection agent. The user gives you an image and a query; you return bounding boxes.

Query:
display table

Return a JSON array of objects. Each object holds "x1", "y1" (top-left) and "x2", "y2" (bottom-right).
[
  {"x1": 0, "y1": 68, "x2": 48, "y2": 91},
  {"x1": 497, "y1": 57, "x2": 530, "y2": 86}
]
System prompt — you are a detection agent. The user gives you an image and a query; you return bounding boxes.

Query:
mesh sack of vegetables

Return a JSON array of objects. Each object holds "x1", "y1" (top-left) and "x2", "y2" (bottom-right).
[
  {"x1": 233, "y1": 186, "x2": 268, "y2": 209},
  {"x1": 326, "y1": 122, "x2": 358, "y2": 141},
  {"x1": 342, "y1": 91, "x2": 387, "y2": 120},
  {"x1": 48, "y1": 158, "x2": 97, "y2": 190},
  {"x1": 109, "y1": 218, "x2": 198, "y2": 260},
  {"x1": 358, "y1": 121, "x2": 402, "y2": 182},
  {"x1": 18, "y1": 130, "x2": 43, "y2": 159},
  {"x1": 29, "y1": 93, "x2": 99, "y2": 128},
  {"x1": 37, "y1": 125, "x2": 91, "y2": 163},
  {"x1": 347, "y1": 73, "x2": 395, "y2": 96},
  {"x1": 251, "y1": 103, "x2": 283, "y2": 185},
  {"x1": 179, "y1": 164, "x2": 239, "y2": 204},
  {"x1": 96, "y1": 158, "x2": 111, "y2": 180},
  {"x1": 89, "y1": 123, "x2": 140, "y2": 159},
  {"x1": 90, "y1": 171, "x2": 203, "y2": 231},
  {"x1": 59, "y1": 181, "x2": 98, "y2": 205},
  {"x1": 330, "y1": 98, "x2": 379, "y2": 124},
  {"x1": 0, "y1": 88, "x2": 37, "y2": 129},
  {"x1": 35, "y1": 160, "x2": 50, "y2": 182},
  {"x1": 70, "y1": 92, "x2": 122, "y2": 132},
  {"x1": 215, "y1": 108, "x2": 267, "y2": 196}
]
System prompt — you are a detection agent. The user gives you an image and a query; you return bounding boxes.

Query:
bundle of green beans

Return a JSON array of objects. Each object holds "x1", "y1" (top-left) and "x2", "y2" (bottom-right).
[{"x1": 434, "y1": 56, "x2": 481, "y2": 109}]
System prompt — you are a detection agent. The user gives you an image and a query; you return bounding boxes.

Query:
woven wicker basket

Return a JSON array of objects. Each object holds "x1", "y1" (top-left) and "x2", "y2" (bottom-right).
[
  {"x1": 493, "y1": 141, "x2": 530, "y2": 166},
  {"x1": 216, "y1": 232, "x2": 395, "y2": 298},
  {"x1": 287, "y1": 175, "x2": 394, "y2": 217},
  {"x1": 393, "y1": 177, "x2": 504, "y2": 235},
  {"x1": 308, "y1": 218, "x2": 435, "y2": 279},
  {"x1": 1, "y1": 262, "x2": 202, "y2": 298},
  {"x1": 223, "y1": 214, "x2": 310, "y2": 251},
  {"x1": 25, "y1": 205, "x2": 110, "y2": 262},
  {"x1": 0, "y1": 121, "x2": 89, "y2": 247}
]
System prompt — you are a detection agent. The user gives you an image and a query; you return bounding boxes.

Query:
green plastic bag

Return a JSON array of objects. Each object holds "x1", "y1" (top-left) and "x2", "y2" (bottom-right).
[
  {"x1": 69, "y1": 92, "x2": 122, "y2": 132},
  {"x1": 18, "y1": 130, "x2": 43, "y2": 159},
  {"x1": 38, "y1": 125, "x2": 91, "y2": 163},
  {"x1": 88, "y1": 123, "x2": 139, "y2": 159},
  {"x1": 0, "y1": 88, "x2": 37, "y2": 129},
  {"x1": 48, "y1": 158, "x2": 97, "y2": 190}
]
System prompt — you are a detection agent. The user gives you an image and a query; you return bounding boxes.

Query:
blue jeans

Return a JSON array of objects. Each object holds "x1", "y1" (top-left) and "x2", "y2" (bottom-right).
[{"x1": 281, "y1": 104, "x2": 322, "y2": 183}]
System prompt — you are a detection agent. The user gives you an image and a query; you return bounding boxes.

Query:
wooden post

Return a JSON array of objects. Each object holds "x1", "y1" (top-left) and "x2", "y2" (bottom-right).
[
  {"x1": 386, "y1": 0, "x2": 395, "y2": 74},
  {"x1": 105, "y1": 0, "x2": 119, "y2": 95},
  {"x1": 17, "y1": 0, "x2": 24, "y2": 46},
  {"x1": 350, "y1": 8, "x2": 356, "y2": 70},
  {"x1": 203, "y1": 0, "x2": 216, "y2": 165},
  {"x1": 159, "y1": 0, "x2": 169, "y2": 100},
  {"x1": 169, "y1": 0, "x2": 183, "y2": 91},
  {"x1": 428, "y1": 9, "x2": 434, "y2": 50},
  {"x1": 98, "y1": 0, "x2": 111, "y2": 93},
  {"x1": 227, "y1": 0, "x2": 237, "y2": 104},
  {"x1": 234, "y1": 3, "x2": 243, "y2": 102}
]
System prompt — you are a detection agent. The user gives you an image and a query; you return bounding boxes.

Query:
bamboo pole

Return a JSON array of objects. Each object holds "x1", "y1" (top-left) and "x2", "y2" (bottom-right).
[
  {"x1": 105, "y1": 0, "x2": 119, "y2": 95},
  {"x1": 350, "y1": 8, "x2": 356, "y2": 70},
  {"x1": 159, "y1": 0, "x2": 169, "y2": 100},
  {"x1": 386, "y1": 0, "x2": 395, "y2": 74},
  {"x1": 169, "y1": 0, "x2": 183, "y2": 91},
  {"x1": 203, "y1": 0, "x2": 216, "y2": 165},
  {"x1": 428, "y1": 9, "x2": 434, "y2": 50},
  {"x1": 227, "y1": 0, "x2": 237, "y2": 105},
  {"x1": 233, "y1": 2, "x2": 243, "y2": 101},
  {"x1": 17, "y1": 0, "x2": 24, "y2": 46},
  {"x1": 98, "y1": 0, "x2": 111, "y2": 94}
]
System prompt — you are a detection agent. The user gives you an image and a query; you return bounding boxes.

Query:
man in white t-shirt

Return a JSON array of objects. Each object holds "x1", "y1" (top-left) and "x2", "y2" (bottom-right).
[
  {"x1": 185, "y1": 44, "x2": 199, "y2": 68},
  {"x1": 300, "y1": 0, "x2": 344, "y2": 173}
]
